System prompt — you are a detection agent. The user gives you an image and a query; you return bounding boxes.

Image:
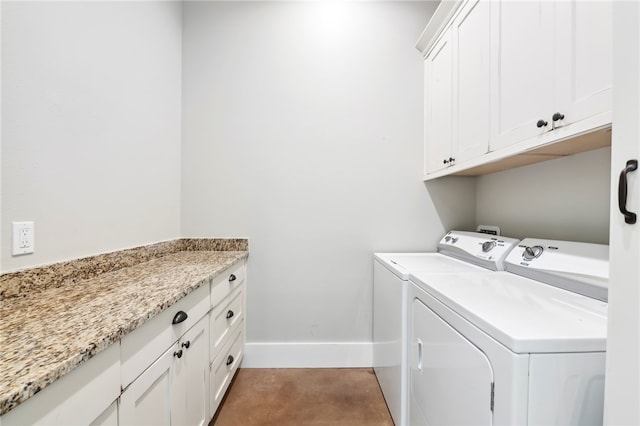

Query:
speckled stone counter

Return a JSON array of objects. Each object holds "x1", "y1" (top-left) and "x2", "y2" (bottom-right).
[{"x1": 0, "y1": 239, "x2": 248, "y2": 416}]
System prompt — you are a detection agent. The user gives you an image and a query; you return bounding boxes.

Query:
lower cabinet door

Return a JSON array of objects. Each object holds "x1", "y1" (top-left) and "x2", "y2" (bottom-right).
[
  {"x1": 172, "y1": 316, "x2": 210, "y2": 426},
  {"x1": 120, "y1": 345, "x2": 174, "y2": 426},
  {"x1": 90, "y1": 400, "x2": 118, "y2": 426}
]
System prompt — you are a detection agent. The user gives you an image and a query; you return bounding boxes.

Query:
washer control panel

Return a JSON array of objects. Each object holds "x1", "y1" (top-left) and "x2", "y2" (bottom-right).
[
  {"x1": 437, "y1": 231, "x2": 520, "y2": 271},
  {"x1": 505, "y1": 238, "x2": 610, "y2": 301}
]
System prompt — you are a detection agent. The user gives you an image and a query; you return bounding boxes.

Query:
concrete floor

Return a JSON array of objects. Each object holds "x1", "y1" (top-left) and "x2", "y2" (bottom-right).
[{"x1": 211, "y1": 368, "x2": 394, "y2": 426}]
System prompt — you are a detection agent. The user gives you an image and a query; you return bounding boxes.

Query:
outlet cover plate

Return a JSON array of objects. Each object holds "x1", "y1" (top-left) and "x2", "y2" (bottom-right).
[{"x1": 12, "y1": 221, "x2": 35, "y2": 255}]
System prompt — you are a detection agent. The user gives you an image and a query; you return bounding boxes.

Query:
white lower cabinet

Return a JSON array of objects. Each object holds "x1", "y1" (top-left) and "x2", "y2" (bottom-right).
[
  {"x1": 209, "y1": 325, "x2": 244, "y2": 419},
  {"x1": 120, "y1": 259, "x2": 247, "y2": 426},
  {"x1": 120, "y1": 340, "x2": 175, "y2": 426},
  {"x1": 90, "y1": 401, "x2": 118, "y2": 426},
  {"x1": 120, "y1": 315, "x2": 209, "y2": 426},
  {"x1": 172, "y1": 316, "x2": 209, "y2": 426},
  {"x1": 0, "y1": 344, "x2": 121, "y2": 426},
  {"x1": 208, "y1": 261, "x2": 247, "y2": 419},
  {"x1": 1, "y1": 259, "x2": 247, "y2": 426}
]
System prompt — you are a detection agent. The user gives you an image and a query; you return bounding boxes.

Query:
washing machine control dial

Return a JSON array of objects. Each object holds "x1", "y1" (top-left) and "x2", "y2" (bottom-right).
[
  {"x1": 482, "y1": 241, "x2": 496, "y2": 252},
  {"x1": 523, "y1": 245, "x2": 544, "y2": 260}
]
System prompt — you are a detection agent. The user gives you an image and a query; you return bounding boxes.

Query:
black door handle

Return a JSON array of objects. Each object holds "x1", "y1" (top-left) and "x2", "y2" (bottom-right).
[
  {"x1": 226, "y1": 355, "x2": 234, "y2": 366},
  {"x1": 618, "y1": 159, "x2": 638, "y2": 224}
]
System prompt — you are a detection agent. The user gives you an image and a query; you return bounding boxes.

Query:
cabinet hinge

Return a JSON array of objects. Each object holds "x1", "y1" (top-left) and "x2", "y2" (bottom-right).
[{"x1": 490, "y1": 382, "x2": 495, "y2": 412}]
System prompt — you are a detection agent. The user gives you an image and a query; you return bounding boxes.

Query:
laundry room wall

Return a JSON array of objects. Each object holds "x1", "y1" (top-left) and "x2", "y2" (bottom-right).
[
  {"x1": 1, "y1": 1, "x2": 182, "y2": 272},
  {"x1": 475, "y1": 147, "x2": 611, "y2": 244},
  {"x1": 181, "y1": 1, "x2": 476, "y2": 366}
]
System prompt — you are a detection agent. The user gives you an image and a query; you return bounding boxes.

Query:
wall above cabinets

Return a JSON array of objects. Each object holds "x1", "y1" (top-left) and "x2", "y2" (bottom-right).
[{"x1": 418, "y1": 0, "x2": 613, "y2": 181}]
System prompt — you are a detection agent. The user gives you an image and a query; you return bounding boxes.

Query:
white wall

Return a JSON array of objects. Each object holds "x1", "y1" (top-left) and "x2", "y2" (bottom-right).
[
  {"x1": 1, "y1": 1, "x2": 182, "y2": 272},
  {"x1": 181, "y1": 1, "x2": 475, "y2": 360},
  {"x1": 476, "y1": 147, "x2": 611, "y2": 244}
]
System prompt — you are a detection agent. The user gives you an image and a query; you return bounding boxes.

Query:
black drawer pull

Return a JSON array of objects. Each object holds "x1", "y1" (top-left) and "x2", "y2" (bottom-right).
[
  {"x1": 173, "y1": 349, "x2": 183, "y2": 359},
  {"x1": 181, "y1": 341, "x2": 190, "y2": 349},
  {"x1": 229, "y1": 274, "x2": 237, "y2": 282},
  {"x1": 226, "y1": 310, "x2": 235, "y2": 319},
  {"x1": 226, "y1": 355, "x2": 234, "y2": 366},
  {"x1": 618, "y1": 159, "x2": 638, "y2": 224},
  {"x1": 172, "y1": 310, "x2": 188, "y2": 325}
]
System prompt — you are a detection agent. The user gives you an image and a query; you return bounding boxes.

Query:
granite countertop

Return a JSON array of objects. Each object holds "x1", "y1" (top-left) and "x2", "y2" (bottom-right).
[{"x1": 0, "y1": 239, "x2": 248, "y2": 416}]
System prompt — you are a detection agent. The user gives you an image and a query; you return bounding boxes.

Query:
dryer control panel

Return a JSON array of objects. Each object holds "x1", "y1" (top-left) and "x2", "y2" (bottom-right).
[
  {"x1": 505, "y1": 238, "x2": 609, "y2": 301},
  {"x1": 437, "y1": 231, "x2": 520, "y2": 271}
]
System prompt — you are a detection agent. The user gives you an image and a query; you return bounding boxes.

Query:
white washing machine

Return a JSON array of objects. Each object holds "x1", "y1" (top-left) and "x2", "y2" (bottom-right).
[
  {"x1": 373, "y1": 231, "x2": 520, "y2": 426},
  {"x1": 408, "y1": 238, "x2": 608, "y2": 426}
]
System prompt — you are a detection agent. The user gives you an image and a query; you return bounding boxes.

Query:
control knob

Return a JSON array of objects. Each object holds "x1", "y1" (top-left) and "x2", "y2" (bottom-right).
[
  {"x1": 523, "y1": 245, "x2": 544, "y2": 260},
  {"x1": 482, "y1": 241, "x2": 496, "y2": 253}
]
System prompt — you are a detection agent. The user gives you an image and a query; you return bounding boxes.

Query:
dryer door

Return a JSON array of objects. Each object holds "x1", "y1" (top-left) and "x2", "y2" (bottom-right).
[{"x1": 410, "y1": 297, "x2": 494, "y2": 426}]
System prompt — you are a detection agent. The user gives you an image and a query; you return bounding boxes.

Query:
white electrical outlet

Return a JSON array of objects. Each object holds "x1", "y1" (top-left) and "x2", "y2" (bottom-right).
[{"x1": 12, "y1": 221, "x2": 35, "y2": 255}]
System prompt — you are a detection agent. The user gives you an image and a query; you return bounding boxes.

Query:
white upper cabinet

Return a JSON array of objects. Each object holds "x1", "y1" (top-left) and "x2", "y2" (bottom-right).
[
  {"x1": 424, "y1": 30, "x2": 453, "y2": 174},
  {"x1": 554, "y1": 1, "x2": 613, "y2": 127},
  {"x1": 452, "y1": 0, "x2": 491, "y2": 163},
  {"x1": 490, "y1": 0, "x2": 612, "y2": 151},
  {"x1": 489, "y1": 1, "x2": 554, "y2": 151},
  {"x1": 424, "y1": 0, "x2": 490, "y2": 174},
  {"x1": 418, "y1": 0, "x2": 613, "y2": 179}
]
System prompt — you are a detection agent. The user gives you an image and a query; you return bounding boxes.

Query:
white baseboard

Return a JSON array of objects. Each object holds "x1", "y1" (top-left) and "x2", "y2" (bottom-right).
[{"x1": 242, "y1": 342, "x2": 373, "y2": 368}]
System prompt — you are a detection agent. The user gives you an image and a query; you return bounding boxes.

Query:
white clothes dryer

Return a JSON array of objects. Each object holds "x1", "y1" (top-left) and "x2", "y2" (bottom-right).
[
  {"x1": 373, "y1": 231, "x2": 520, "y2": 426},
  {"x1": 408, "y1": 238, "x2": 608, "y2": 426}
]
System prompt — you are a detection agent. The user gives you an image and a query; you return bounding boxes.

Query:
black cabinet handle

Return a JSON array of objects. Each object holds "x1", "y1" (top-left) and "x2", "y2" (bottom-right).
[
  {"x1": 226, "y1": 355, "x2": 234, "y2": 366},
  {"x1": 443, "y1": 157, "x2": 455, "y2": 165},
  {"x1": 229, "y1": 274, "x2": 237, "y2": 282},
  {"x1": 181, "y1": 341, "x2": 190, "y2": 349},
  {"x1": 172, "y1": 310, "x2": 188, "y2": 325},
  {"x1": 226, "y1": 310, "x2": 235, "y2": 319},
  {"x1": 536, "y1": 119, "x2": 548, "y2": 128},
  {"x1": 618, "y1": 159, "x2": 638, "y2": 224},
  {"x1": 173, "y1": 349, "x2": 183, "y2": 359},
  {"x1": 552, "y1": 112, "x2": 565, "y2": 122},
  {"x1": 443, "y1": 158, "x2": 448, "y2": 164}
]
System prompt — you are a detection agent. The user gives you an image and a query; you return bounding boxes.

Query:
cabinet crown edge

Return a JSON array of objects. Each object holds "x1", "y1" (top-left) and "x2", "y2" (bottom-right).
[{"x1": 415, "y1": 0, "x2": 464, "y2": 55}]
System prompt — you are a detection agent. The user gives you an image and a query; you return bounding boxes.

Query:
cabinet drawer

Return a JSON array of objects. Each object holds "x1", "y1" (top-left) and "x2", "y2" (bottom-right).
[
  {"x1": 121, "y1": 284, "x2": 210, "y2": 388},
  {"x1": 211, "y1": 261, "x2": 245, "y2": 309},
  {"x1": 209, "y1": 324, "x2": 244, "y2": 418},
  {"x1": 210, "y1": 285, "x2": 244, "y2": 360}
]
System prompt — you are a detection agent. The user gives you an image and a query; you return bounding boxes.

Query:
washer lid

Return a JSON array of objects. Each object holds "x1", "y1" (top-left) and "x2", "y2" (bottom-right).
[
  {"x1": 374, "y1": 253, "x2": 487, "y2": 280},
  {"x1": 410, "y1": 271, "x2": 608, "y2": 353}
]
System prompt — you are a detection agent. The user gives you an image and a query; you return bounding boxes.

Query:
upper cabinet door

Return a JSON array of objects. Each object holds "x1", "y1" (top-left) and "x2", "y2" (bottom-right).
[
  {"x1": 490, "y1": 1, "x2": 554, "y2": 151},
  {"x1": 452, "y1": 0, "x2": 491, "y2": 163},
  {"x1": 424, "y1": 30, "x2": 453, "y2": 175},
  {"x1": 554, "y1": 1, "x2": 613, "y2": 127}
]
